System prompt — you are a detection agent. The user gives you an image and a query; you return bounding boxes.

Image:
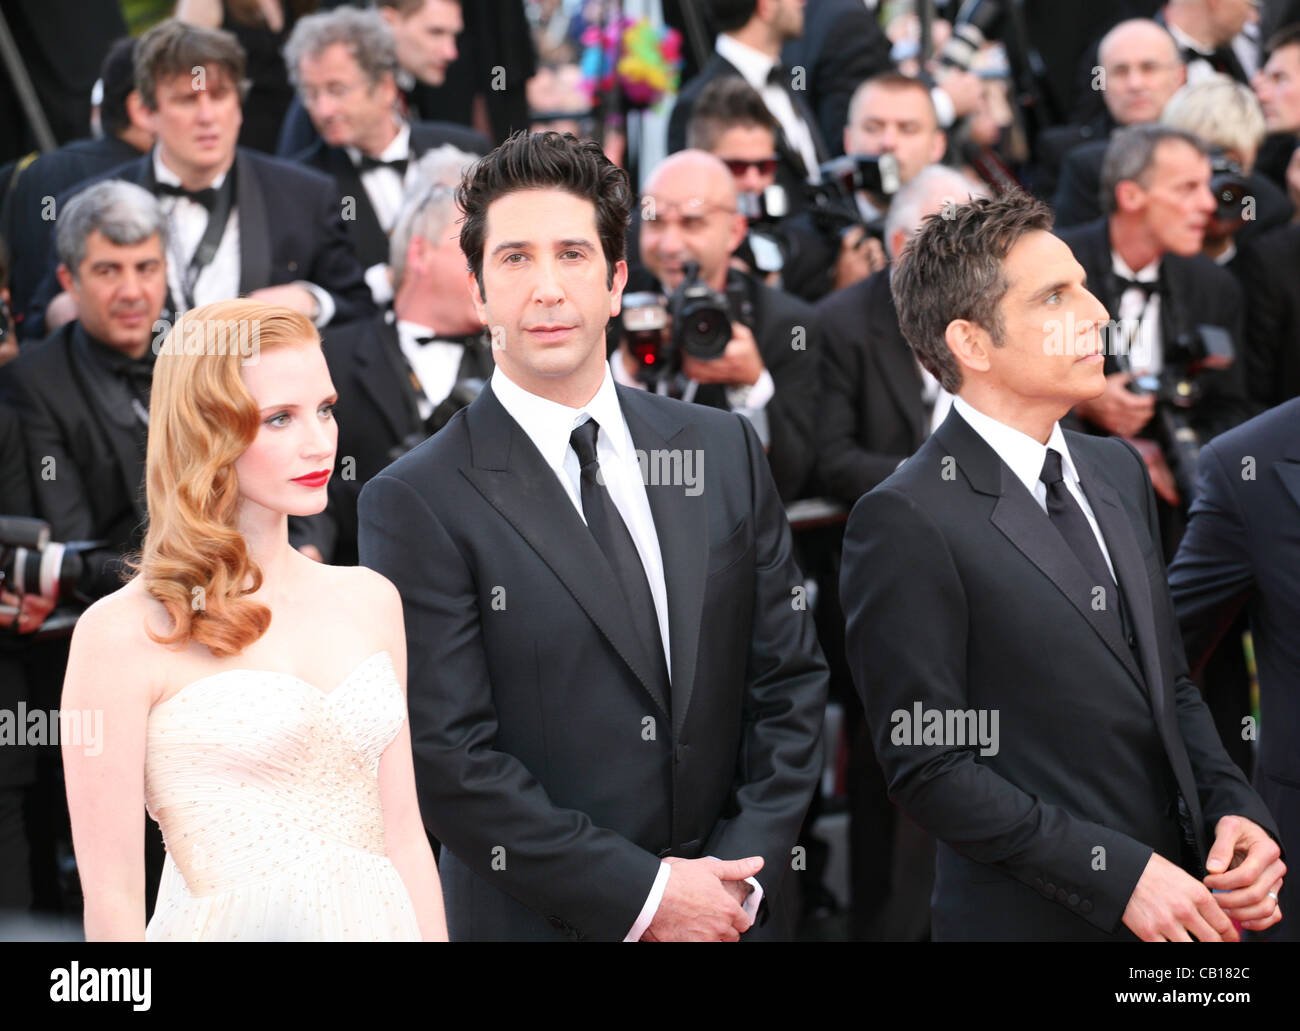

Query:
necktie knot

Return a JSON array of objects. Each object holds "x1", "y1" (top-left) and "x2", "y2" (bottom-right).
[
  {"x1": 766, "y1": 63, "x2": 786, "y2": 88},
  {"x1": 359, "y1": 154, "x2": 408, "y2": 175},
  {"x1": 1040, "y1": 447, "x2": 1065, "y2": 488},
  {"x1": 570, "y1": 417, "x2": 601, "y2": 476}
]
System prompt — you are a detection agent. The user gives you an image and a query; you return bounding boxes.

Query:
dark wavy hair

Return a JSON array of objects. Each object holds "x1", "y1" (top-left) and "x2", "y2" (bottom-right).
[{"x1": 457, "y1": 130, "x2": 632, "y2": 296}]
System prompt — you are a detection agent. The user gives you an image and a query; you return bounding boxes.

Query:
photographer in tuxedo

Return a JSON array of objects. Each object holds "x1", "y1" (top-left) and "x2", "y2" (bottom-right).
[
  {"x1": 358, "y1": 130, "x2": 827, "y2": 941},
  {"x1": 23, "y1": 18, "x2": 374, "y2": 341},
  {"x1": 841, "y1": 190, "x2": 1282, "y2": 941},
  {"x1": 625, "y1": 150, "x2": 820, "y2": 502},
  {"x1": 297, "y1": 145, "x2": 491, "y2": 566}
]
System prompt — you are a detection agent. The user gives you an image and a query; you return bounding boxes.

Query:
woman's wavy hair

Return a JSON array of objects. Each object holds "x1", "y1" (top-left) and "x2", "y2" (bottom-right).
[{"x1": 130, "y1": 300, "x2": 319, "y2": 657}]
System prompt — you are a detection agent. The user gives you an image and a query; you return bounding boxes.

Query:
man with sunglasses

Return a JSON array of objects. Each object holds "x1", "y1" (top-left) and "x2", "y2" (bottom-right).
[{"x1": 622, "y1": 149, "x2": 819, "y2": 502}]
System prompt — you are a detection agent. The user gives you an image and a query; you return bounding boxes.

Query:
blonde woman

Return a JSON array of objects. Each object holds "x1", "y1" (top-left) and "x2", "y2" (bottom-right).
[{"x1": 62, "y1": 301, "x2": 446, "y2": 941}]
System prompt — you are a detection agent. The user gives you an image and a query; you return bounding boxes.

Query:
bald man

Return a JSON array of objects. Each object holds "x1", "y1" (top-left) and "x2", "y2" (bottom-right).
[
  {"x1": 624, "y1": 150, "x2": 820, "y2": 501},
  {"x1": 1035, "y1": 20, "x2": 1186, "y2": 208}
]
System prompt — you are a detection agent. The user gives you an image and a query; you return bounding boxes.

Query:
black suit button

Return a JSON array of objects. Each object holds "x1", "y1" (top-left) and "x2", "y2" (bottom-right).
[
  {"x1": 1055, "y1": 888, "x2": 1068, "y2": 903},
  {"x1": 548, "y1": 916, "x2": 567, "y2": 932},
  {"x1": 1127, "y1": 633, "x2": 1138, "y2": 648},
  {"x1": 1068, "y1": 893, "x2": 1080, "y2": 907},
  {"x1": 1080, "y1": 900, "x2": 1093, "y2": 914},
  {"x1": 1044, "y1": 882, "x2": 1057, "y2": 896},
  {"x1": 1034, "y1": 877, "x2": 1044, "y2": 889}
]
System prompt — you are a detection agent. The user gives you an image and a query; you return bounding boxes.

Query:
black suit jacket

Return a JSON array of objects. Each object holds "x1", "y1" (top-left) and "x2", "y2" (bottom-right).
[
  {"x1": 779, "y1": 0, "x2": 891, "y2": 158},
  {"x1": 3, "y1": 322, "x2": 146, "y2": 598},
  {"x1": 1169, "y1": 398, "x2": 1300, "y2": 939},
  {"x1": 841, "y1": 408, "x2": 1279, "y2": 940},
  {"x1": 667, "y1": 53, "x2": 828, "y2": 214},
  {"x1": 292, "y1": 121, "x2": 492, "y2": 271},
  {"x1": 1236, "y1": 222, "x2": 1300, "y2": 409},
  {"x1": 1058, "y1": 218, "x2": 1253, "y2": 442},
  {"x1": 813, "y1": 268, "x2": 928, "y2": 505},
  {"x1": 357, "y1": 382, "x2": 828, "y2": 940},
  {"x1": 23, "y1": 148, "x2": 375, "y2": 339},
  {"x1": 301, "y1": 313, "x2": 494, "y2": 566}
]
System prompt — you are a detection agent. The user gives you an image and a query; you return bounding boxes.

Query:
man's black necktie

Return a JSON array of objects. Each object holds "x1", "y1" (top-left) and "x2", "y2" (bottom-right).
[
  {"x1": 570, "y1": 418, "x2": 670, "y2": 700},
  {"x1": 155, "y1": 181, "x2": 220, "y2": 210},
  {"x1": 359, "y1": 154, "x2": 408, "y2": 175},
  {"x1": 1040, "y1": 448, "x2": 1118, "y2": 620}
]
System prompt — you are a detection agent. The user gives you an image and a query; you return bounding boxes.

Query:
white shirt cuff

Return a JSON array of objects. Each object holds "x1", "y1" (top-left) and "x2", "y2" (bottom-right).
[
  {"x1": 624, "y1": 861, "x2": 671, "y2": 941},
  {"x1": 298, "y1": 281, "x2": 336, "y2": 327},
  {"x1": 931, "y1": 85, "x2": 956, "y2": 129},
  {"x1": 364, "y1": 262, "x2": 394, "y2": 306},
  {"x1": 726, "y1": 368, "x2": 774, "y2": 448}
]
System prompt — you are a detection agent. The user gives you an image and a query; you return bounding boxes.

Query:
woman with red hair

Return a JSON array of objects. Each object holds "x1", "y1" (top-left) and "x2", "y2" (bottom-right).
[{"x1": 61, "y1": 300, "x2": 446, "y2": 941}]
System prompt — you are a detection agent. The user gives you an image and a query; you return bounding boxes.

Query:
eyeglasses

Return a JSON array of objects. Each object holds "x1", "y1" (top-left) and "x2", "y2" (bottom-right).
[{"x1": 720, "y1": 156, "x2": 779, "y2": 177}]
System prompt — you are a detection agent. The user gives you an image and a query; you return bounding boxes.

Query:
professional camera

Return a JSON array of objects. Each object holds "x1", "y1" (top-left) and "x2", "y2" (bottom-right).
[
  {"x1": 805, "y1": 153, "x2": 900, "y2": 248},
  {"x1": 737, "y1": 185, "x2": 790, "y2": 276},
  {"x1": 0, "y1": 516, "x2": 103, "y2": 637},
  {"x1": 1124, "y1": 325, "x2": 1235, "y2": 505},
  {"x1": 619, "y1": 263, "x2": 754, "y2": 388},
  {"x1": 1208, "y1": 149, "x2": 1252, "y2": 227}
]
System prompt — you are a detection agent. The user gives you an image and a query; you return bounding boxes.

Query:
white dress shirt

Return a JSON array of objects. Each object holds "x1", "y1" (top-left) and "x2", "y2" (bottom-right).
[
  {"x1": 715, "y1": 33, "x2": 821, "y2": 183},
  {"x1": 952, "y1": 395, "x2": 1116, "y2": 582},
  {"x1": 348, "y1": 122, "x2": 413, "y2": 306},
  {"x1": 153, "y1": 149, "x2": 334, "y2": 325},
  {"x1": 395, "y1": 317, "x2": 464, "y2": 419},
  {"x1": 1111, "y1": 251, "x2": 1161, "y2": 376},
  {"x1": 488, "y1": 364, "x2": 762, "y2": 939}
]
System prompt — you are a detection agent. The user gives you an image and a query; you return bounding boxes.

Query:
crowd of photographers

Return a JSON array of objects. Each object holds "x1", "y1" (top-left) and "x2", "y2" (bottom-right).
[{"x1": 1, "y1": 0, "x2": 1299, "y2": 938}]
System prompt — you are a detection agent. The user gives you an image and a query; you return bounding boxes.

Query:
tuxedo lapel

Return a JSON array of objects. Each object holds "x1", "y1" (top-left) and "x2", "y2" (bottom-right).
[
  {"x1": 324, "y1": 146, "x2": 388, "y2": 266},
  {"x1": 618, "y1": 387, "x2": 709, "y2": 732},
  {"x1": 354, "y1": 320, "x2": 417, "y2": 442},
  {"x1": 461, "y1": 386, "x2": 672, "y2": 718},
  {"x1": 935, "y1": 412, "x2": 1147, "y2": 693},
  {"x1": 235, "y1": 150, "x2": 271, "y2": 295}
]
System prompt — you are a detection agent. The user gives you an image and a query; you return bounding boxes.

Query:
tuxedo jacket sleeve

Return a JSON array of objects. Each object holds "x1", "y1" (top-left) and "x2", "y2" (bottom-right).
[{"x1": 753, "y1": 282, "x2": 820, "y2": 501}]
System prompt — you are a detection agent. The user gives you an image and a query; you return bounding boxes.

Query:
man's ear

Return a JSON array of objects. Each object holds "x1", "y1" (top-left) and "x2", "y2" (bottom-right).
[
  {"x1": 1114, "y1": 178, "x2": 1145, "y2": 215},
  {"x1": 726, "y1": 211, "x2": 748, "y2": 256},
  {"x1": 944, "y1": 318, "x2": 993, "y2": 377},
  {"x1": 125, "y1": 91, "x2": 153, "y2": 138},
  {"x1": 466, "y1": 268, "x2": 487, "y2": 325},
  {"x1": 608, "y1": 259, "x2": 629, "y2": 318},
  {"x1": 930, "y1": 129, "x2": 948, "y2": 165},
  {"x1": 55, "y1": 263, "x2": 75, "y2": 296}
]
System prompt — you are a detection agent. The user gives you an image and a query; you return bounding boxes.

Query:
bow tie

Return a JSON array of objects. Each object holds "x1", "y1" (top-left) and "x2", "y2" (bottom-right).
[
  {"x1": 155, "y1": 181, "x2": 220, "y2": 210},
  {"x1": 413, "y1": 331, "x2": 480, "y2": 348},
  {"x1": 1114, "y1": 275, "x2": 1162, "y2": 299},
  {"x1": 359, "y1": 154, "x2": 408, "y2": 175}
]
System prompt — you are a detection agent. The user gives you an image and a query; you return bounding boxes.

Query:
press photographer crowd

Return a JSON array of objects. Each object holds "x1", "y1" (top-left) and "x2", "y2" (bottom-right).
[{"x1": 0, "y1": 0, "x2": 1298, "y2": 945}]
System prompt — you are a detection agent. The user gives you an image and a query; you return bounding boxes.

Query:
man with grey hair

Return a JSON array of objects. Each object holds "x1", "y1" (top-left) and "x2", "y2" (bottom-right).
[
  {"x1": 297, "y1": 146, "x2": 491, "y2": 566},
  {"x1": 1059, "y1": 123, "x2": 1251, "y2": 550},
  {"x1": 287, "y1": 6, "x2": 489, "y2": 305},
  {"x1": 2, "y1": 180, "x2": 167, "y2": 599}
]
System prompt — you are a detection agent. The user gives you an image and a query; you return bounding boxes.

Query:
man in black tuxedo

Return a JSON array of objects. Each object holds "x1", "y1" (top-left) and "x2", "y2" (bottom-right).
[
  {"x1": 1170, "y1": 397, "x2": 1300, "y2": 939},
  {"x1": 22, "y1": 19, "x2": 373, "y2": 341},
  {"x1": 284, "y1": 5, "x2": 489, "y2": 305},
  {"x1": 1043, "y1": 19, "x2": 1184, "y2": 214},
  {"x1": 628, "y1": 150, "x2": 820, "y2": 502},
  {"x1": 358, "y1": 130, "x2": 827, "y2": 941},
  {"x1": 1058, "y1": 125, "x2": 1252, "y2": 541},
  {"x1": 842, "y1": 190, "x2": 1283, "y2": 941},
  {"x1": 814, "y1": 164, "x2": 984, "y2": 507},
  {"x1": 2, "y1": 37, "x2": 153, "y2": 333},
  {"x1": 1162, "y1": 0, "x2": 1256, "y2": 85},
  {"x1": 1236, "y1": 221, "x2": 1300, "y2": 407},
  {"x1": 667, "y1": 0, "x2": 828, "y2": 214},
  {"x1": 3, "y1": 180, "x2": 167, "y2": 600},
  {"x1": 777, "y1": 0, "x2": 891, "y2": 157},
  {"x1": 300, "y1": 146, "x2": 493, "y2": 566},
  {"x1": 1253, "y1": 25, "x2": 1300, "y2": 205}
]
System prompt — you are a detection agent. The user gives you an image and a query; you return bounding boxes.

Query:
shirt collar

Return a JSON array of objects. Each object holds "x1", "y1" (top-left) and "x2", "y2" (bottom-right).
[
  {"x1": 952, "y1": 395, "x2": 1081, "y2": 498},
  {"x1": 1167, "y1": 22, "x2": 1213, "y2": 57},
  {"x1": 153, "y1": 146, "x2": 228, "y2": 190},
  {"x1": 715, "y1": 34, "x2": 776, "y2": 92},
  {"x1": 395, "y1": 318, "x2": 436, "y2": 345},
  {"x1": 347, "y1": 121, "x2": 410, "y2": 167},
  {"x1": 1111, "y1": 249, "x2": 1160, "y2": 283},
  {"x1": 490, "y1": 363, "x2": 631, "y2": 474}
]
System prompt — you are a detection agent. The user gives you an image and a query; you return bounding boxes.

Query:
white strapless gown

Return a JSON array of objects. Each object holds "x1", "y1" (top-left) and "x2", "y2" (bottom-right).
[{"x1": 144, "y1": 650, "x2": 420, "y2": 941}]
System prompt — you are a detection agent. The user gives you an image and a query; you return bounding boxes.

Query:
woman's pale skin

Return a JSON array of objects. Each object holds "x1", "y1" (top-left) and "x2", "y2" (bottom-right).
[{"x1": 61, "y1": 341, "x2": 447, "y2": 941}]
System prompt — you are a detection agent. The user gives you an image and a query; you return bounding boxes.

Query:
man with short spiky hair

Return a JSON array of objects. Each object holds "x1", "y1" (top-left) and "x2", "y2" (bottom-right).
[{"x1": 841, "y1": 190, "x2": 1283, "y2": 941}]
